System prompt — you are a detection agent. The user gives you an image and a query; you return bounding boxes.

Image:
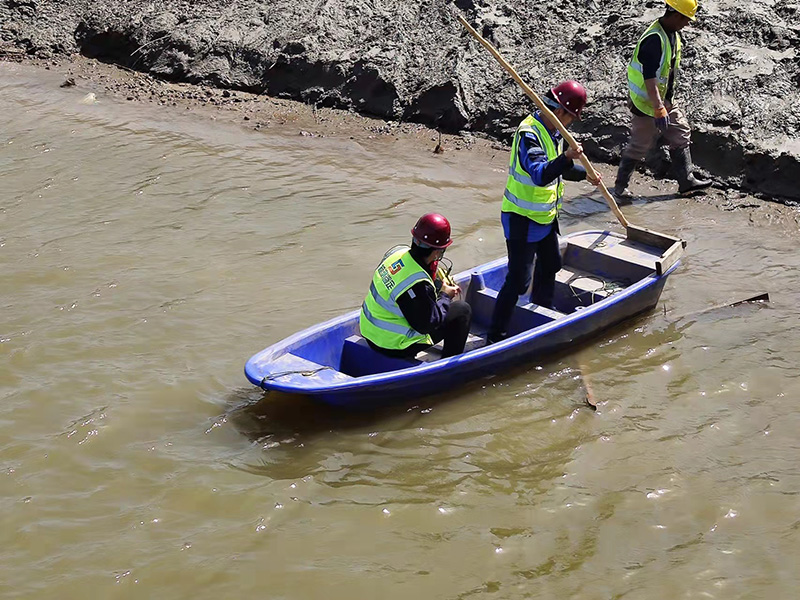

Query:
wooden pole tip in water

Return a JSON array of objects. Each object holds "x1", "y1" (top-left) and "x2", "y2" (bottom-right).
[
  {"x1": 579, "y1": 364, "x2": 598, "y2": 410},
  {"x1": 433, "y1": 131, "x2": 444, "y2": 154}
]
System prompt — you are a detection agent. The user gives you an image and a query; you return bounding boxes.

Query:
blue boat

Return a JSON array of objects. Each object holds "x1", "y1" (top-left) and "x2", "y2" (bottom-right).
[{"x1": 245, "y1": 229, "x2": 683, "y2": 407}]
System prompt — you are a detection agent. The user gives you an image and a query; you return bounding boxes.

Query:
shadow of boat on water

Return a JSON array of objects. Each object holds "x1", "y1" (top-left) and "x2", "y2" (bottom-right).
[
  {"x1": 220, "y1": 381, "x2": 513, "y2": 478},
  {"x1": 223, "y1": 379, "x2": 499, "y2": 447}
]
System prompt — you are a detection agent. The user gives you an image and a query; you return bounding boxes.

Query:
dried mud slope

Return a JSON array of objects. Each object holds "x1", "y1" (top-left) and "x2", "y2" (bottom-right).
[{"x1": 3, "y1": 0, "x2": 799, "y2": 201}]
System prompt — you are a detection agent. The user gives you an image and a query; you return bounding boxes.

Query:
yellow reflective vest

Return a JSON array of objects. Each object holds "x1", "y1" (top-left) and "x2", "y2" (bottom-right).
[
  {"x1": 501, "y1": 114, "x2": 564, "y2": 225},
  {"x1": 359, "y1": 248, "x2": 434, "y2": 350},
  {"x1": 628, "y1": 20, "x2": 682, "y2": 116}
]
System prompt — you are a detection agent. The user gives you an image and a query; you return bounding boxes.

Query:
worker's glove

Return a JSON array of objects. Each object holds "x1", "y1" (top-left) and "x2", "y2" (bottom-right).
[{"x1": 654, "y1": 105, "x2": 670, "y2": 132}]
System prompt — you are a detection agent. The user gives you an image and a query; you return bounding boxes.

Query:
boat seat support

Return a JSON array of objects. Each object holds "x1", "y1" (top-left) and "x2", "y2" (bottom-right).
[{"x1": 340, "y1": 335, "x2": 421, "y2": 377}]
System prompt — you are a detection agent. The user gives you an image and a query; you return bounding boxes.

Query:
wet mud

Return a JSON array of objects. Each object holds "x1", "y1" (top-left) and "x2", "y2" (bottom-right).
[{"x1": 2, "y1": 0, "x2": 799, "y2": 202}]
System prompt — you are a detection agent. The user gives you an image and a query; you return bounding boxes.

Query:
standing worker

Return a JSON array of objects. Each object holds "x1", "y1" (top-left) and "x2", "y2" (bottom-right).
[
  {"x1": 614, "y1": 0, "x2": 711, "y2": 198},
  {"x1": 487, "y1": 81, "x2": 602, "y2": 344},
  {"x1": 360, "y1": 213, "x2": 473, "y2": 359}
]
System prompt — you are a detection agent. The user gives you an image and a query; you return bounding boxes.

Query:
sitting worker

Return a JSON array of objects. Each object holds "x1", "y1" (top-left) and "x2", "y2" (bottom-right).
[
  {"x1": 487, "y1": 80, "x2": 602, "y2": 344},
  {"x1": 359, "y1": 213, "x2": 472, "y2": 359}
]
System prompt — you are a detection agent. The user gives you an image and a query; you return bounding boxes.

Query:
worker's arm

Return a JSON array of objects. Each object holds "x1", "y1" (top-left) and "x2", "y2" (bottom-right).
[
  {"x1": 521, "y1": 132, "x2": 600, "y2": 186},
  {"x1": 639, "y1": 35, "x2": 670, "y2": 130},
  {"x1": 645, "y1": 78, "x2": 665, "y2": 112},
  {"x1": 645, "y1": 78, "x2": 670, "y2": 130},
  {"x1": 519, "y1": 131, "x2": 575, "y2": 185},
  {"x1": 396, "y1": 281, "x2": 450, "y2": 335},
  {"x1": 563, "y1": 162, "x2": 588, "y2": 182}
]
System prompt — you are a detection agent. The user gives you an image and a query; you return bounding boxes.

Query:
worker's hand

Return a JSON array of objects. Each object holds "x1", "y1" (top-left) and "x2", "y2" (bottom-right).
[
  {"x1": 565, "y1": 143, "x2": 584, "y2": 161},
  {"x1": 441, "y1": 282, "x2": 461, "y2": 300},
  {"x1": 654, "y1": 105, "x2": 670, "y2": 132},
  {"x1": 587, "y1": 171, "x2": 602, "y2": 186}
]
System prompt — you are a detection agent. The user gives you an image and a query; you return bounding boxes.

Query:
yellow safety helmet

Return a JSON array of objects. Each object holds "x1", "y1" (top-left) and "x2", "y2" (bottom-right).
[{"x1": 665, "y1": 0, "x2": 698, "y2": 20}]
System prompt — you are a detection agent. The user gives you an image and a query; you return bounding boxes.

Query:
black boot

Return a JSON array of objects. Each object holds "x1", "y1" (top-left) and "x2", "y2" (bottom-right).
[
  {"x1": 671, "y1": 146, "x2": 711, "y2": 196},
  {"x1": 613, "y1": 156, "x2": 638, "y2": 199}
]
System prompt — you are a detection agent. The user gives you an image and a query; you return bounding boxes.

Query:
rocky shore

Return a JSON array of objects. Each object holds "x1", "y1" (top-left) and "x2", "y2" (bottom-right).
[{"x1": 2, "y1": 0, "x2": 799, "y2": 203}]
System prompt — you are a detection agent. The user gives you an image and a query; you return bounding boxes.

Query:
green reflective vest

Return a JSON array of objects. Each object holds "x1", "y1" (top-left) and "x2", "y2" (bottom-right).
[
  {"x1": 628, "y1": 20, "x2": 682, "y2": 116},
  {"x1": 359, "y1": 248, "x2": 434, "y2": 350},
  {"x1": 501, "y1": 114, "x2": 564, "y2": 225}
]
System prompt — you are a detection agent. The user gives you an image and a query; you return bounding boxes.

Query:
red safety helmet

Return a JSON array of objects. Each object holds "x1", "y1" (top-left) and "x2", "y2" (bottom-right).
[
  {"x1": 411, "y1": 213, "x2": 452, "y2": 249},
  {"x1": 550, "y1": 80, "x2": 588, "y2": 119}
]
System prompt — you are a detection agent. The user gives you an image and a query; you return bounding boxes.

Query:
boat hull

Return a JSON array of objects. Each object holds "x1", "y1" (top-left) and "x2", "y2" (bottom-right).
[{"x1": 245, "y1": 230, "x2": 680, "y2": 408}]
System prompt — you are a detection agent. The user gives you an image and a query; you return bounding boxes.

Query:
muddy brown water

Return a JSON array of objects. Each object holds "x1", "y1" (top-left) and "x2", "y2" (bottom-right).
[{"x1": 2, "y1": 63, "x2": 800, "y2": 599}]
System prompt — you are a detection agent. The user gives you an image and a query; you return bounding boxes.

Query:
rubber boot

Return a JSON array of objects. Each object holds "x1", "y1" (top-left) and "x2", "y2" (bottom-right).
[
  {"x1": 671, "y1": 146, "x2": 711, "y2": 196},
  {"x1": 613, "y1": 156, "x2": 638, "y2": 199}
]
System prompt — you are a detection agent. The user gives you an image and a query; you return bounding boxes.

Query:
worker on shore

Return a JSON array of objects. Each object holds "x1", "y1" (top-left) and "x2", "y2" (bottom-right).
[
  {"x1": 487, "y1": 81, "x2": 602, "y2": 344},
  {"x1": 360, "y1": 213, "x2": 473, "y2": 359},
  {"x1": 614, "y1": 0, "x2": 711, "y2": 198}
]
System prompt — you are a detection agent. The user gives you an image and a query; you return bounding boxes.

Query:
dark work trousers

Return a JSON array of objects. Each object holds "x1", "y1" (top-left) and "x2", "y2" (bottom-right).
[
  {"x1": 368, "y1": 301, "x2": 473, "y2": 359},
  {"x1": 489, "y1": 224, "x2": 562, "y2": 340}
]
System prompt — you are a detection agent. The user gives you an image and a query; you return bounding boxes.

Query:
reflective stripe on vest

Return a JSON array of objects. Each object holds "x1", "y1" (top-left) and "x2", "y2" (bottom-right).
[
  {"x1": 359, "y1": 248, "x2": 434, "y2": 350},
  {"x1": 501, "y1": 114, "x2": 564, "y2": 224},
  {"x1": 627, "y1": 21, "x2": 682, "y2": 116}
]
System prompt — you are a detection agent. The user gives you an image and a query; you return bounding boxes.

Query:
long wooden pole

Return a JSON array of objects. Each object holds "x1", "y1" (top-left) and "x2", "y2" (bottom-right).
[
  {"x1": 456, "y1": 15, "x2": 628, "y2": 225},
  {"x1": 457, "y1": 14, "x2": 686, "y2": 273}
]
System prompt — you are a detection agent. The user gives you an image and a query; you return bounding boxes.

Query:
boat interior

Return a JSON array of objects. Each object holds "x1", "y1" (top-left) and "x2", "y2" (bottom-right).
[{"x1": 264, "y1": 231, "x2": 662, "y2": 379}]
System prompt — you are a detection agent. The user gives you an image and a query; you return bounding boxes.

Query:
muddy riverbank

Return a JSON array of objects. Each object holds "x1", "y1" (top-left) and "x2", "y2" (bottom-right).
[
  {"x1": 4, "y1": 55, "x2": 799, "y2": 235},
  {"x1": 2, "y1": 0, "x2": 799, "y2": 203}
]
